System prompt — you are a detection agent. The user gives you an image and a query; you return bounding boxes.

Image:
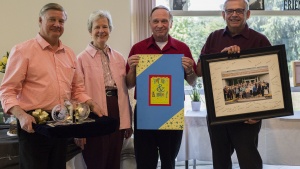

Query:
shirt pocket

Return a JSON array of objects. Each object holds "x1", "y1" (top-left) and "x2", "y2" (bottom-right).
[
  {"x1": 83, "y1": 66, "x2": 103, "y2": 81},
  {"x1": 59, "y1": 66, "x2": 76, "y2": 87},
  {"x1": 113, "y1": 62, "x2": 126, "y2": 78}
]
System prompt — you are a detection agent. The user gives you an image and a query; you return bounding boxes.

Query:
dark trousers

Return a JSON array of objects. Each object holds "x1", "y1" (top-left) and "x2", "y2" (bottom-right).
[
  {"x1": 134, "y1": 105, "x2": 183, "y2": 169},
  {"x1": 17, "y1": 122, "x2": 68, "y2": 169},
  {"x1": 207, "y1": 118, "x2": 262, "y2": 169},
  {"x1": 82, "y1": 95, "x2": 124, "y2": 169}
]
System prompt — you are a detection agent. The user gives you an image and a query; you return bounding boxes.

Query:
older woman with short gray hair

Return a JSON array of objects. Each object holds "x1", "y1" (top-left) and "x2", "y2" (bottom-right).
[{"x1": 75, "y1": 10, "x2": 133, "y2": 169}]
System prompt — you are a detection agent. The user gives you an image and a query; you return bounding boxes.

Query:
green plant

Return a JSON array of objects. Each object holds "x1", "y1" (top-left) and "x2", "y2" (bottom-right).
[
  {"x1": 190, "y1": 87, "x2": 200, "y2": 102},
  {"x1": 189, "y1": 79, "x2": 206, "y2": 103}
]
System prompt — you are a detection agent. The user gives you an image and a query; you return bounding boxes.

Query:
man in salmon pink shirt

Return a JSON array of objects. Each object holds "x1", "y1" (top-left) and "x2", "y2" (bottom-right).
[{"x1": 0, "y1": 3, "x2": 103, "y2": 169}]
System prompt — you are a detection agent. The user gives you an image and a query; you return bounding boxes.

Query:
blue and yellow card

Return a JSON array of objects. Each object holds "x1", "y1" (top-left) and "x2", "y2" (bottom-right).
[{"x1": 136, "y1": 54, "x2": 184, "y2": 130}]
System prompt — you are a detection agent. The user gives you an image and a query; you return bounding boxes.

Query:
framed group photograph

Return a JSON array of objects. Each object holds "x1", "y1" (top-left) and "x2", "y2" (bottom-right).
[
  {"x1": 248, "y1": 0, "x2": 264, "y2": 10},
  {"x1": 201, "y1": 44, "x2": 293, "y2": 125}
]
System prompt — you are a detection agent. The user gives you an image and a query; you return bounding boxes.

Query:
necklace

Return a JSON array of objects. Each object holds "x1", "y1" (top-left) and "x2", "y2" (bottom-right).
[
  {"x1": 92, "y1": 43, "x2": 109, "y2": 58},
  {"x1": 100, "y1": 48, "x2": 109, "y2": 58}
]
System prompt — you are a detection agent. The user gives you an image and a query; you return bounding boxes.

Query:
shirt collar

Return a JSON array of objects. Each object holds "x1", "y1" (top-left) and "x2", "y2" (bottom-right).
[
  {"x1": 146, "y1": 35, "x2": 179, "y2": 51},
  {"x1": 223, "y1": 24, "x2": 250, "y2": 39},
  {"x1": 86, "y1": 42, "x2": 111, "y2": 58},
  {"x1": 36, "y1": 33, "x2": 64, "y2": 51}
]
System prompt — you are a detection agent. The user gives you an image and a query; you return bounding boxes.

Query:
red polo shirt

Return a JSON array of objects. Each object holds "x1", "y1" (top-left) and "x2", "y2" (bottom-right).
[{"x1": 200, "y1": 24, "x2": 271, "y2": 58}]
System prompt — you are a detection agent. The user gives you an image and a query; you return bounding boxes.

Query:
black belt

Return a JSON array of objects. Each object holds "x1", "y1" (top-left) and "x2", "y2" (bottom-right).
[{"x1": 106, "y1": 89, "x2": 118, "y2": 97}]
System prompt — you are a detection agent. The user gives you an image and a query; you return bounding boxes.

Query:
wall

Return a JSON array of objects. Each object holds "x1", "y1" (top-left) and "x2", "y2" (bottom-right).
[
  {"x1": 0, "y1": 0, "x2": 131, "y2": 57},
  {"x1": 0, "y1": 0, "x2": 136, "y2": 115}
]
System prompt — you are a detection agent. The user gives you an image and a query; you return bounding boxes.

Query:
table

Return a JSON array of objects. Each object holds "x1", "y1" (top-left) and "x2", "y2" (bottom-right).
[
  {"x1": 177, "y1": 110, "x2": 300, "y2": 167},
  {"x1": 0, "y1": 129, "x2": 19, "y2": 169},
  {"x1": 0, "y1": 128, "x2": 135, "y2": 169}
]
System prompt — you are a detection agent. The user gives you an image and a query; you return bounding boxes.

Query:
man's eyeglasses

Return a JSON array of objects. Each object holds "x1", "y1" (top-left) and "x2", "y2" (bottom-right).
[{"x1": 224, "y1": 8, "x2": 245, "y2": 15}]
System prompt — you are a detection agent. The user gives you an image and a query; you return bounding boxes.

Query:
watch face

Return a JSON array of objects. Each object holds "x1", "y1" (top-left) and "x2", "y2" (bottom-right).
[{"x1": 51, "y1": 104, "x2": 69, "y2": 122}]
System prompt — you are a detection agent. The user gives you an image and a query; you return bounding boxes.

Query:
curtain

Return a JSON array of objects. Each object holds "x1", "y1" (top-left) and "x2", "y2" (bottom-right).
[
  {"x1": 131, "y1": 0, "x2": 156, "y2": 45},
  {"x1": 129, "y1": 0, "x2": 156, "y2": 119}
]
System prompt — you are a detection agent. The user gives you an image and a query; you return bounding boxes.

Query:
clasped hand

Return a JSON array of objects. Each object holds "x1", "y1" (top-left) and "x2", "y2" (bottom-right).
[{"x1": 221, "y1": 45, "x2": 240, "y2": 54}]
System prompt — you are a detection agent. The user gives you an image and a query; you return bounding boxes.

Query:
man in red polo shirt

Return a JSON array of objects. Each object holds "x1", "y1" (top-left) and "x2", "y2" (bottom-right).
[
  {"x1": 126, "y1": 5, "x2": 197, "y2": 169},
  {"x1": 196, "y1": 0, "x2": 271, "y2": 169}
]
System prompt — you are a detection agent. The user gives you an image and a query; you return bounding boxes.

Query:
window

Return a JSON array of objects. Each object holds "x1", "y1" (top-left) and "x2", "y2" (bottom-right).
[{"x1": 156, "y1": 0, "x2": 300, "y2": 111}]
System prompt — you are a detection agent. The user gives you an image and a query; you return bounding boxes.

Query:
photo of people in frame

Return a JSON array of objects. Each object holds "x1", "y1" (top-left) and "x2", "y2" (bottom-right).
[
  {"x1": 221, "y1": 66, "x2": 272, "y2": 105},
  {"x1": 248, "y1": 0, "x2": 265, "y2": 10}
]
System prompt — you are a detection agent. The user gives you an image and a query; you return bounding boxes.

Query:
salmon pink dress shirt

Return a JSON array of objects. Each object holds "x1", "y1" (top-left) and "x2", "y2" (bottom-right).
[
  {"x1": 0, "y1": 34, "x2": 91, "y2": 113},
  {"x1": 77, "y1": 44, "x2": 132, "y2": 129}
]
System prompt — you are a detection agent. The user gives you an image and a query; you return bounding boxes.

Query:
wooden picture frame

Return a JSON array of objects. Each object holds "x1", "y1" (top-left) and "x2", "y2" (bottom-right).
[
  {"x1": 201, "y1": 45, "x2": 293, "y2": 125},
  {"x1": 292, "y1": 61, "x2": 300, "y2": 87}
]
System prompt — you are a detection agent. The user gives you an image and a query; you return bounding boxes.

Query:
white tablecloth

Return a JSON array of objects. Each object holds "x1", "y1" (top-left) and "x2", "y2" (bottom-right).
[
  {"x1": 66, "y1": 153, "x2": 86, "y2": 169},
  {"x1": 177, "y1": 110, "x2": 300, "y2": 166}
]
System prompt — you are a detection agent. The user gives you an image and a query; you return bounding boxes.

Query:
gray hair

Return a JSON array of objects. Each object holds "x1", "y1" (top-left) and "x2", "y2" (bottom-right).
[
  {"x1": 223, "y1": 0, "x2": 249, "y2": 11},
  {"x1": 39, "y1": 3, "x2": 67, "y2": 20},
  {"x1": 150, "y1": 5, "x2": 173, "y2": 21},
  {"x1": 87, "y1": 10, "x2": 113, "y2": 33}
]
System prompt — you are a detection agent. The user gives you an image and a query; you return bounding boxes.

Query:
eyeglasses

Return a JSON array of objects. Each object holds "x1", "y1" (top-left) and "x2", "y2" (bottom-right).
[{"x1": 224, "y1": 8, "x2": 245, "y2": 15}]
